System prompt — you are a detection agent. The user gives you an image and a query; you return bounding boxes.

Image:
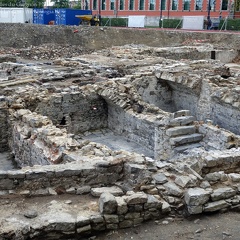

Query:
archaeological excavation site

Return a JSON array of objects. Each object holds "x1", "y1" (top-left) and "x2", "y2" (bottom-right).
[{"x1": 0, "y1": 23, "x2": 240, "y2": 239}]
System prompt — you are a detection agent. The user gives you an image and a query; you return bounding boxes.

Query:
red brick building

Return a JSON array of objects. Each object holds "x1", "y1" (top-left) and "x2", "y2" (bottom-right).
[{"x1": 77, "y1": 0, "x2": 238, "y2": 19}]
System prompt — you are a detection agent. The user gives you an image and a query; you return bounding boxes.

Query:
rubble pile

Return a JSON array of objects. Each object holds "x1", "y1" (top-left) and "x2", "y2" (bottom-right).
[{"x1": 0, "y1": 41, "x2": 240, "y2": 239}]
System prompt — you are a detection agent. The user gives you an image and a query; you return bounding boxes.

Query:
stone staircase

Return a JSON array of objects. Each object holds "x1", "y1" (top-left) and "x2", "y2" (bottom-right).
[{"x1": 167, "y1": 110, "x2": 203, "y2": 153}]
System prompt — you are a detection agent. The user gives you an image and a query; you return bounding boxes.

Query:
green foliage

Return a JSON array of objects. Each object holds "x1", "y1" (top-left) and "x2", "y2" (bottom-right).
[
  {"x1": 0, "y1": 0, "x2": 44, "y2": 7},
  {"x1": 159, "y1": 18, "x2": 182, "y2": 28},
  {"x1": 51, "y1": 0, "x2": 69, "y2": 8},
  {"x1": 26, "y1": 0, "x2": 45, "y2": 8},
  {"x1": 101, "y1": 18, "x2": 128, "y2": 27},
  {"x1": 72, "y1": 0, "x2": 81, "y2": 9},
  {"x1": 0, "y1": 0, "x2": 23, "y2": 7},
  {"x1": 220, "y1": 18, "x2": 240, "y2": 31}
]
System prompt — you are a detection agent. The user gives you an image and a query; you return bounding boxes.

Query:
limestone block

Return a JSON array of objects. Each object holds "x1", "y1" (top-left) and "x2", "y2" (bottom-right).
[
  {"x1": 144, "y1": 195, "x2": 162, "y2": 210},
  {"x1": 211, "y1": 187, "x2": 236, "y2": 201},
  {"x1": 90, "y1": 215, "x2": 104, "y2": 224},
  {"x1": 0, "y1": 171, "x2": 8, "y2": 179},
  {"x1": 66, "y1": 187, "x2": 76, "y2": 194},
  {"x1": 170, "y1": 133, "x2": 203, "y2": 146},
  {"x1": 200, "y1": 181, "x2": 211, "y2": 189},
  {"x1": 125, "y1": 192, "x2": 148, "y2": 205},
  {"x1": 104, "y1": 214, "x2": 119, "y2": 224},
  {"x1": 229, "y1": 173, "x2": 240, "y2": 182},
  {"x1": 152, "y1": 173, "x2": 168, "y2": 184},
  {"x1": 119, "y1": 220, "x2": 133, "y2": 228},
  {"x1": 163, "y1": 182, "x2": 183, "y2": 197},
  {"x1": 76, "y1": 186, "x2": 91, "y2": 195},
  {"x1": 99, "y1": 192, "x2": 117, "y2": 214},
  {"x1": 116, "y1": 197, "x2": 128, "y2": 215},
  {"x1": 76, "y1": 225, "x2": 91, "y2": 234},
  {"x1": 185, "y1": 188, "x2": 210, "y2": 206},
  {"x1": 166, "y1": 125, "x2": 195, "y2": 137},
  {"x1": 175, "y1": 176, "x2": 191, "y2": 188},
  {"x1": 204, "y1": 172, "x2": 222, "y2": 182},
  {"x1": 124, "y1": 163, "x2": 146, "y2": 174},
  {"x1": 0, "y1": 178, "x2": 14, "y2": 190},
  {"x1": 76, "y1": 216, "x2": 90, "y2": 227},
  {"x1": 203, "y1": 200, "x2": 229, "y2": 212},
  {"x1": 124, "y1": 212, "x2": 141, "y2": 220},
  {"x1": 168, "y1": 116, "x2": 195, "y2": 127},
  {"x1": 91, "y1": 186, "x2": 124, "y2": 197},
  {"x1": 160, "y1": 200, "x2": 171, "y2": 213},
  {"x1": 187, "y1": 205, "x2": 203, "y2": 215}
]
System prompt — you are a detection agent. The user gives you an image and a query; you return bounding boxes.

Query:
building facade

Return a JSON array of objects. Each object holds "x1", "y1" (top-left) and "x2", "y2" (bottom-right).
[{"x1": 77, "y1": 0, "x2": 238, "y2": 19}]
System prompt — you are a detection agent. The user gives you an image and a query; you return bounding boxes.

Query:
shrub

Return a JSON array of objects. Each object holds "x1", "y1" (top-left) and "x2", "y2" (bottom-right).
[{"x1": 101, "y1": 18, "x2": 128, "y2": 27}]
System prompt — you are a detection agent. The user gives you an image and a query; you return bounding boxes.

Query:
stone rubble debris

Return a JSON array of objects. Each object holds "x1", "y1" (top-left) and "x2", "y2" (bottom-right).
[{"x1": 0, "y1": 35, "x2": 239, "y2": 239}]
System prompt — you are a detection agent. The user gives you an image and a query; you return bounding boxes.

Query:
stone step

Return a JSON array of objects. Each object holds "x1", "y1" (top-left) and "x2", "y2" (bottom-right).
[
  {"x1": 170, "y1": 133, "x2": 203, "y2": 146},
  {"x1": 168, "y1": 116, "x2": 195, "y2": 127},
  {"x1": 173, "y1": 110, "x2": 191, "y2": 118},
  {"x1": 166, "y1": 125, "x2": 196, "y2": 137},
  {"x1": 174, "y1": 143, "x2": 202, "y2": 153}
]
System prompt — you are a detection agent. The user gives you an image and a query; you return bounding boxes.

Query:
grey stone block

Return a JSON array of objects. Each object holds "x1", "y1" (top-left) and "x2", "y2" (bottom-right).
[
  {"x1": 99, "y1": 192, "x2": 117, "y2": 214},
  {"x1": 204, "y1": 200, "x2": 229, "y2": 212},
  {"x1": 211, "y1": 187, "x2": 236, "y2": 201},
  {"x1": 185, "y1": 188, "x2": 210, "y2": 206}
]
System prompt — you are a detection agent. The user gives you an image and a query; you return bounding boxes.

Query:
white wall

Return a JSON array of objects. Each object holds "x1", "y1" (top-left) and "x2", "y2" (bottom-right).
[
  {"x1": 128, "y1": 16, "x2": 145, "y2": 28},
  {"x1": 0, "y1": 8, "x2": 33, "y2": 23},
  {"x1": 182, "y1": 16, "x2": 204, "y2": 30}
]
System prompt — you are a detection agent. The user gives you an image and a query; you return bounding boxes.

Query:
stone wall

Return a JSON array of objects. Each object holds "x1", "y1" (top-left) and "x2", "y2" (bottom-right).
[
  {"x1": 154, "y1": 61, "x2": 240, "y2": 135},
  {"x1": 10, "y1": 109, "x2": 78, "y2": 167},
  {"x1": 199, "y1": 122, "x2": 240, "y2": 150},
  {"x1": 0, "y1": 101, "x2": 9, "y2": 152},
  {"x1": 131, "y1": 75, "x2": 176, "y2": 112},
  {"x1": 36, "y1": 91, "x2": 108, "y2": 134},
  {"x1": 210, "y1": 102, "x2": 240, "y2": 135}
]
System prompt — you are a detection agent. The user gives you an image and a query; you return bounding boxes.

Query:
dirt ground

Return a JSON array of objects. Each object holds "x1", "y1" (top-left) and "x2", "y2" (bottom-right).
[{"x1": 95, "y1": 211, "x2": 240, "y2": 240}]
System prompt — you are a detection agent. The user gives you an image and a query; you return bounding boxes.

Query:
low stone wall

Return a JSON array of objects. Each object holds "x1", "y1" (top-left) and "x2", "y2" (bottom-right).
[{"x1": 199, "y1": 122, "x2": 240, "y2": 150}]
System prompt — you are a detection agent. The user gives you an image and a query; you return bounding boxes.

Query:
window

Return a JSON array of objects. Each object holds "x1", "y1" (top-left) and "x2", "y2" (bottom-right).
[
  {"x1": 183, "y1": 0, "x2": 190, "y2": 10},
  {"x1": 139, "y1": 0, "x2": 144, "y2": 10},
  {"x1": 129, "y1": 0, "x2": 134, "y2": 10},
  {"x1": 149, "y1": 0, "x2": 155, "y2": 10},
  {"x1": 93, "y1": 0, "x2": 97, "y2": 10},
  {"x1": 85, "y1": 0, "x2": 89, "y2": 9},
  {"x1": 195, "y1": 0, "x2": 202, "y2": 10},
  {"x1": 172, "y1": 0, "x2": 178, "y2": 10},
  {"x1": 221, "y1": 0, "x2": 228, "y2": 10},
  {"x1": 208, "y1": 0, "x2": 216, "y2": 11},
  {"x1": 120, "y1": 0, "x2": 124, "y2": 10},
  {"x1": 102, "y1": 0, "x2": 106, "y2": 10},
  {"x1": 110, "y1": 0, "x2": 115, "y2": 10},
  {"x1": 235, "y1": 0, "x2": 240, "y2": 11},
  {"x1": 160, "y1": 0, "x2": 166, "y2": 10}
]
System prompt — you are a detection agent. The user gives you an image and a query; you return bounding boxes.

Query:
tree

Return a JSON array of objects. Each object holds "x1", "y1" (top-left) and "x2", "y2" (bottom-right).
[
  {"x1": 72, "y1": 0, "x2": 82, "y2": 9},
  {"x1": 25, "y1": 0, "x2": 45, "y2": 8},
  {"x1": 51, "y1": 0, "x2": 69, "y2": 8},
  {"x1": 0, "y1": 0, "x2": 23, "y2": 7}
]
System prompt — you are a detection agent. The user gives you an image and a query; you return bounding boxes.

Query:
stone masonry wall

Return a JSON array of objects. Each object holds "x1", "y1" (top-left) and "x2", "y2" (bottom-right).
[
  {"x1": 36, "y1": 91, "x2": 108, "y2": 134},
  {"x1": 131, "y1": 75, "x2": 176, "y2": 113},
  {"x1": 107, "y1": 103, "x2": 156, "y2": 154},
  {"x1": 0, "y1": 101, "x2": 9, "y2": 152},
  {"x1": 10, "y1": 109, "x2": 79, "y2": 167}
]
